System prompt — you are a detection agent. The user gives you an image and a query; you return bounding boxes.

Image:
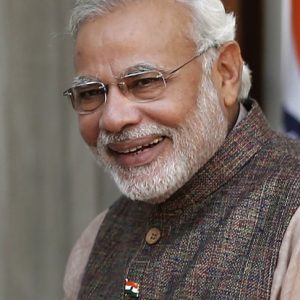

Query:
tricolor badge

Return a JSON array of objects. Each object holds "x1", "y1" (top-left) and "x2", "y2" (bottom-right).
[{"x1": 124, "y1": 279, "x2": 139, "y2": 299}]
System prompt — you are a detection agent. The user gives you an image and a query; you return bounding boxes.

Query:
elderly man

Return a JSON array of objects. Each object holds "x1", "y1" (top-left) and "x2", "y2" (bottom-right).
[{"x1": 63, "y1": 0, "x2": 300, "y2": 299}]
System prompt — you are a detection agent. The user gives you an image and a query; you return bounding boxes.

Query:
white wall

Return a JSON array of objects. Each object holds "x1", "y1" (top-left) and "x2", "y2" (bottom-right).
[{"x1": 0, "y1": 1, "x2": 119, "y2": 299}]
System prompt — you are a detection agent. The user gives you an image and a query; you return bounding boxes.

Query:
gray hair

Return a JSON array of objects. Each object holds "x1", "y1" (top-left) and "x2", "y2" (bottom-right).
[{"x1": 68, "y1": 0, "x2": 252, "y2": 100}]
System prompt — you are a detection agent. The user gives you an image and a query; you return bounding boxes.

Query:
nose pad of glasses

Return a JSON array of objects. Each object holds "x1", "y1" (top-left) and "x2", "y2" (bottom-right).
[{"x1": 117, "y1": 81, "x2": 129, "y2": 95}]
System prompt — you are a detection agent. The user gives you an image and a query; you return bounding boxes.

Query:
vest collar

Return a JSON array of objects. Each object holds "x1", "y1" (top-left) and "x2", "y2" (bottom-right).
[{"x1": 158, "y1": 99, "x2": 274, "y2": 212}]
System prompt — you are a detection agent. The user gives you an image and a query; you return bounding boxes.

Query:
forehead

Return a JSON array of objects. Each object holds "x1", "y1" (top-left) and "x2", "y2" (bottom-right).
[{"x1": 74, "y1": 0, "x2": 196, "y2": 76}]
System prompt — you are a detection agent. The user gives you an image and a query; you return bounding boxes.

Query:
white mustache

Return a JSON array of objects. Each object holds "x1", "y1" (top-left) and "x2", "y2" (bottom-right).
[{"x1": 98, "y1": 124, "x2": 174, "y2": 146}]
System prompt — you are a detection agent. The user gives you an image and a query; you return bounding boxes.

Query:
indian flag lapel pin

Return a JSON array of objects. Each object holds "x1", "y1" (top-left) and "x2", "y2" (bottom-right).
[{"x1": 124, "y1": 279, "x2": 140, "y2": 299}]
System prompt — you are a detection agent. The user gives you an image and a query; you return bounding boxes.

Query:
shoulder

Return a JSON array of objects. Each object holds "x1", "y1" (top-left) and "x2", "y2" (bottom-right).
[
  {"x1": 265, "y1": 134, "x2": 300, "y2": 187},
  {"x1": 237, "y1": 99, "x2": 300, "y2": 181},
  {"x1": 252, "y1": 124, "x2": 300, "y2": 182},
  {"x1": 63, "y1": 210, "x2": 108, "y2": 300},
  {"x1": 271, "y1": 206, "x2": 300, "y2": 299}
]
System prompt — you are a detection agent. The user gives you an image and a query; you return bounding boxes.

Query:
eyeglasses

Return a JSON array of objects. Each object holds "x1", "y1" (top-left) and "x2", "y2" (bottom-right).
[{"x1": 63, "y1": 48, "x2": 211, "y2": 114}]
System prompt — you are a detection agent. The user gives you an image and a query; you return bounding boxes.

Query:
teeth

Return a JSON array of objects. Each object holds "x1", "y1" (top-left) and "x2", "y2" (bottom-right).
[
  {"x1": 122, "y1": 145, "x2": 143, "y2": 154},
  {"x1": 118, "y1": 137, "x2": 163, "y2": 154}
]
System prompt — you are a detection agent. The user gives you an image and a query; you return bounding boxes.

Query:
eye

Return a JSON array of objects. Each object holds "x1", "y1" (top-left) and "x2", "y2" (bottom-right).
[
  {"x1": 74, "y1": 83, "x2": 106, "y2": 112},
  {"x1": 76, "y1": 83, "x2": 106, "y2": 101},
  {"x1": 122, "y1": 71, "x2": 165, "y2": 100},
  {"x1": 134, "y1": 77, "x2": 160, "y2": 88},
  {"x1": 126, "y1": 73, "x2": 163, "y2": 91},
  {"x1": 79, "y1": 88, "x2": 104, "y2": 99}
]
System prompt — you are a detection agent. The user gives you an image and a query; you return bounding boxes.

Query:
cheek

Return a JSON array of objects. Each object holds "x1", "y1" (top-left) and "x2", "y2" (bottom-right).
[
  {"x1": 146, "y1": 88, "x2": 198, "y2": 126},
  {"x1": 78, "y1": 115, "x2": 100, "y2": 146},
  {"x1": 147, "y1": 102, "x2": 193, "y2": 126}
]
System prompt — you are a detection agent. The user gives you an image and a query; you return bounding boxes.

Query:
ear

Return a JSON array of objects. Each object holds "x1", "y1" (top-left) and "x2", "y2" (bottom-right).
[{"x1": 214, "y1": 42, "x2": 243, "y2": 109}]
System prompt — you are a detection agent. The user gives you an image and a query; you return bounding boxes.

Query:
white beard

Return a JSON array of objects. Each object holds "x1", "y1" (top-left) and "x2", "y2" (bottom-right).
[{"x1": 90, "y1": 73, "x2": 228, "y2": 203}]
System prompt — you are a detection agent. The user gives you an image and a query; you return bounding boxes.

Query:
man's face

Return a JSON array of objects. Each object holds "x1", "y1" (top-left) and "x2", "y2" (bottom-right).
[{"x1": 74, "y1": 0, "x2": 229, "y2": 202}]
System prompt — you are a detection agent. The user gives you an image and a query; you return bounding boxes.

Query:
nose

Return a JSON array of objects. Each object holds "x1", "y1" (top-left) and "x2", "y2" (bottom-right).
[{"x1": 99, "y1": 85, "x2": 142, "y2": 133}]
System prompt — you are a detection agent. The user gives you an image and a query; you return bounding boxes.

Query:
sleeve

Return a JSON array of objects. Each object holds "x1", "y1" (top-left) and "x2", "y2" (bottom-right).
[
  {"x1": 271, "y1": 206, "x2": 300, "y2": 300},
  {"x1": 63, "y1": 209, "x2": 108, "y2": 300}
]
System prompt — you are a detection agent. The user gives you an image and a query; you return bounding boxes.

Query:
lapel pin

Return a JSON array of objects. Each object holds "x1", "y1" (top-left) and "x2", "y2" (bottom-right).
[{"x1": 124, "y1": 279, "x2": 140, "y2": 298}]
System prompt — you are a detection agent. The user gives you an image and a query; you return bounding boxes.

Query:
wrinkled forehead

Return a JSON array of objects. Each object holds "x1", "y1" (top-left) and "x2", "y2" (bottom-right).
[{"x1": 75, "y1": 0, "x2": 196, "y2": 67}]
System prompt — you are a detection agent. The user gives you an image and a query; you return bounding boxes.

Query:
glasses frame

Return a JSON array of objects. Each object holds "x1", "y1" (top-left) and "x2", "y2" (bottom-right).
[{"x1": 63, "y1": 46, "x2": 214, "y2": 114}]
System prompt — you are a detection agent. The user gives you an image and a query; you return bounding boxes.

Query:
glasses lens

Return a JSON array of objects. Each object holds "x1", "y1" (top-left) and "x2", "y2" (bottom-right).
[
  {"x1": 72, "y1": 82, "x2": 106, "y2": 113},
  {"x1": 124, "y1": 71, "x2": 165, "y2": 101}
]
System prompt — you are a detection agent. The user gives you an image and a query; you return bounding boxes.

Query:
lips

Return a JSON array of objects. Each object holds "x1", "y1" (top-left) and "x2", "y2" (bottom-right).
[
  {"x1": 107, "y1": 135, "x2": 167, "y2": 167},
  {"x1": 111, "y1": 137, "x2": 164, "y2": 154}
]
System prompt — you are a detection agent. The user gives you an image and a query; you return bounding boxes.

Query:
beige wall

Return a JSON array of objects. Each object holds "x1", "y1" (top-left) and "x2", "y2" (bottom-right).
[{"x1": 0, "y1": 1, "x2": 119, "y2": 299}]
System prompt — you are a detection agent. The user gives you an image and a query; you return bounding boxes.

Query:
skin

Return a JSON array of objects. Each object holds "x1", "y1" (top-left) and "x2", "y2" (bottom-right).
[{"x1": 74, "y1": 0, "x2": 242, "y2": 170}]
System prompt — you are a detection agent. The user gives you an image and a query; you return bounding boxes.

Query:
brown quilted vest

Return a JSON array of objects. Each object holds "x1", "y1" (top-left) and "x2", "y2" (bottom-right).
[{"x1": 78, "y1": 100, "x2": 300, "y2": 299}]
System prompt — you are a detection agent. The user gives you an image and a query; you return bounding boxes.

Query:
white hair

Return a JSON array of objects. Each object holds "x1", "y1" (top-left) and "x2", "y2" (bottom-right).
[{"x1": 68, "y1": 0, "x2": 252, "y2": 100}]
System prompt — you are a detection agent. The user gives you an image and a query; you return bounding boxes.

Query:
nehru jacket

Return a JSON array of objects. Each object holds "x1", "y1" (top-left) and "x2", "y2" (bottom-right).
[{"x1": 64, "y1": 99, "x2": 300, "y2": 299}]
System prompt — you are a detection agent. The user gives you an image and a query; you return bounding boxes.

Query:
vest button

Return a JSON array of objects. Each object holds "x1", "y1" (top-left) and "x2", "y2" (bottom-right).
[{"x1": 145, "y1": 227, "x2": 161, "y2": 245}]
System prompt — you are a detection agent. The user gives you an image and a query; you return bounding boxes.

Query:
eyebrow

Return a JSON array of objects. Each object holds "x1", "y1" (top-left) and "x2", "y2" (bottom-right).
[
  {"x1": 124, "y1": 63, "x2": 158, "y2": 76},
  {"x1": 72, "y1": 63, "x2": 163, "y2": 85},
  {"x1": 72, "y1": 75, "x2": 98, "y2": 86}
]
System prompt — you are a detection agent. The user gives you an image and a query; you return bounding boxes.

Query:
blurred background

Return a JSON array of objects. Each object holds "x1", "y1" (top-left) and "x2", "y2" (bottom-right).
[{"x1": 0, "y1": 0, "x2": 299, "y2": 299}]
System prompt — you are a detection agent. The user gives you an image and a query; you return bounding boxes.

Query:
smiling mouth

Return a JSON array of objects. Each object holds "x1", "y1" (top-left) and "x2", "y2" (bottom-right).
[{"x1": 109, "y1": 137, "x2": 165, "y2": 155}]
